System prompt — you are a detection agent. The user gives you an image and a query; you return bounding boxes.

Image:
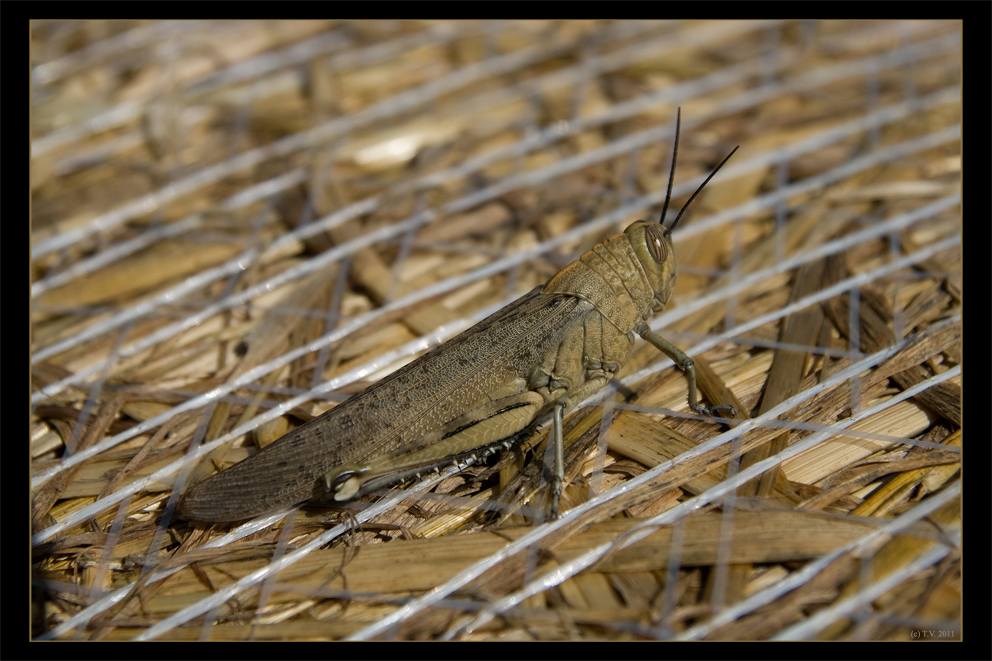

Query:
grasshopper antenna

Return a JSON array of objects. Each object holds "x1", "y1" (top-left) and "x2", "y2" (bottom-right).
[
  {"x1": 658, "y1": 109, "x2": 740, "y2": 233},
  {"x1": 658, "y1": 108, "x2": 682, "y2": 228},
  {"x1": 668, "y1": 144, "x2": 739, "y2": 232}
]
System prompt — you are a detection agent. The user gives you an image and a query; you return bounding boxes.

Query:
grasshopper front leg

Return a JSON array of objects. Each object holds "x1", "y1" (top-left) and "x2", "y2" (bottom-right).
[{"x1": 634, "y1": 322, "x2": 737, "y2": 418}]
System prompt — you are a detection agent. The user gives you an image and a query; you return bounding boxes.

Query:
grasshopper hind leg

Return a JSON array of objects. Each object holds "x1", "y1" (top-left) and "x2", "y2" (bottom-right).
[{"x1": 321, "y1": 393, "x2": 547, "y2": 504}]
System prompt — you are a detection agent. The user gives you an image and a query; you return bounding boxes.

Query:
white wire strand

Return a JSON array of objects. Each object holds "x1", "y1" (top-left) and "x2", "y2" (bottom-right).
[
  {"x1": 678, "y1": 482, "x2": 960, "y2": 640},
  {"x1": 31, "y1": 21, "x2": 960, "y2": 641}
]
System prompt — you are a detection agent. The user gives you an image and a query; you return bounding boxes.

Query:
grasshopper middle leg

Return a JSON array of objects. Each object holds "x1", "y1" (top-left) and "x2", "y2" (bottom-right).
[{"x1": 547, "y1": 373, "x2": 610, "y2": 518}]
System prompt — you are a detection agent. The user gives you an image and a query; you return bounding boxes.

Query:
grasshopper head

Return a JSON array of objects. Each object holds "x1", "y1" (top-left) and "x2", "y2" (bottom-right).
[
  {"x1": 625, "y1": 220, "x2": 677, "y2": 309},
  {"x1": 627, "y1": 108, "x2": 738, "y2": 311}
]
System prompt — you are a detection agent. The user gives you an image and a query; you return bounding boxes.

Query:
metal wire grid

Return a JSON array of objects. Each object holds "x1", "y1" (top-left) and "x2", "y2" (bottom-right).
[{"x1": 31, "y1": 20, "x2": 961, "y2": 640}]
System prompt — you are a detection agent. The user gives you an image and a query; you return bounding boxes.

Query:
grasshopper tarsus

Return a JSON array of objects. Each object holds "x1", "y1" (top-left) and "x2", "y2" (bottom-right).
[{"x1": 690, "y1": 402, "x2": 739, "y2": 418}]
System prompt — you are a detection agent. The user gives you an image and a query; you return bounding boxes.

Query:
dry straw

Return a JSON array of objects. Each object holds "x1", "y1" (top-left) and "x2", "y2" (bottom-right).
[{"x1": 31, "y1": 20, "x2": 961, "y2": 641}]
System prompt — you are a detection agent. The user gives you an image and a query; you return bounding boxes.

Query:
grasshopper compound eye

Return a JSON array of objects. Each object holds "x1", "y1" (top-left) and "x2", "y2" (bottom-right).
[{"x1": 644, "y1": 224, "x2": 668, "y2": 263}]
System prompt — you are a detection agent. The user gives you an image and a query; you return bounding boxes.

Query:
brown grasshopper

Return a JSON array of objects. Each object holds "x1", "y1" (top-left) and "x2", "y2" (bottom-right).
[{"x1": 178, "y1": 110, "x2": 738, "y2": 522}]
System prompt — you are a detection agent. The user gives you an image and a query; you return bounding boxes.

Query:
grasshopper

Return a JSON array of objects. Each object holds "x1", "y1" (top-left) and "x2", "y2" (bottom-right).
[{"x1": 178, "y1": 110, "x2": 738, "y2": 522}]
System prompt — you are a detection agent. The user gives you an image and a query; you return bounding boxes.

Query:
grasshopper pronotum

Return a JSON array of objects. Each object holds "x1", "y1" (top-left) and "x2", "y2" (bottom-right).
[{"x1": 178, "y1": 110, "x2": 738, "y2": 522}]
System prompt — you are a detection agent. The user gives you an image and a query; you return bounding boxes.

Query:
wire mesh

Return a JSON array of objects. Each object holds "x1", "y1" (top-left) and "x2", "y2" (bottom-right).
[{"x1": 31, "y1": 20, "x2": 961, "y2": 641}]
